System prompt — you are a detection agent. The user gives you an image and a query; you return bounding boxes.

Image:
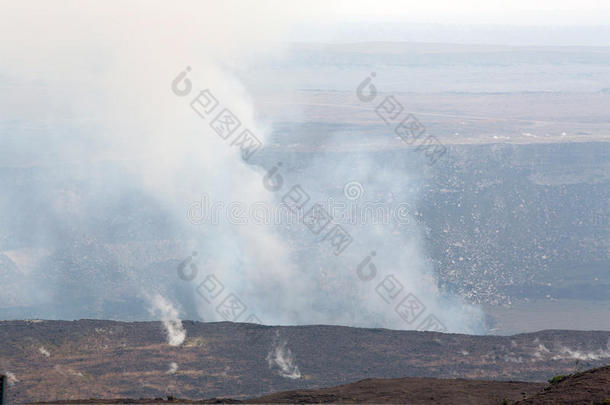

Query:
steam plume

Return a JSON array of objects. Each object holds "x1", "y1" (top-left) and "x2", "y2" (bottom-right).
[
  {"x1": 167, "y1": 362, "x2": 179, "y2": 374},
  {"x1": 39, "y1": 346, "x2": 50, "y2": 358},
  {"x1": 0, "y1": 1, "x2": 485, "y2": 333},
  {"x1": 4, "y1": 371, "x2": 18, "y2": 386},
  {"x1": 148, "y1": 294, "x2": 186, "y2": 347},
  {"x1": 267, "y1": 331, "x2": 301, "y2": 379}
]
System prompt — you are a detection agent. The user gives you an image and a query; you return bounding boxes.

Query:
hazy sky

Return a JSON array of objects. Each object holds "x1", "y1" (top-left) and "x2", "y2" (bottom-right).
[
  {"x1": 328, "y1": 0, "x2": 610, "y2": 25},
  {"x1": 291, "y1": 0, "x2": 610, "y2": 45},
  {"x1": 2, "y1": 1, "x2": 610, "y2": 46}
]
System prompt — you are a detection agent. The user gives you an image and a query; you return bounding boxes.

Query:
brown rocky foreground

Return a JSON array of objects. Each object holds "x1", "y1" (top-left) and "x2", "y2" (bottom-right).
[
  {"x1": 29, "y1": 366, "x2": 610, "y2": 404},
  {"x1": 2, "y1": 320, "x2": 609, "y2": 403},
  {"x1": 515, "y1": 365, "x2": 610, "y2": 405}
]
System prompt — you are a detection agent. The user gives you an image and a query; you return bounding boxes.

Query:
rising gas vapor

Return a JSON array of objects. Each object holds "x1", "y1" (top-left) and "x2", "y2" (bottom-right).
[
  {"x1": 148, "y1": 294, "x2": 186, "y2": 347},
  {"x1": 0, "y1": 1, "x2": 484, "y2": 333},
  {"x1": 267, "y1": 332, "x2": 301, "y2": 379}
]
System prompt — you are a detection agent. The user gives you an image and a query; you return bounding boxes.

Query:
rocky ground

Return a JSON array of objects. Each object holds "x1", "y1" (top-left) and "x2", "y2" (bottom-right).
[
  {"x1": 1, "y1": 320, "x2": 609, "y2": 403},
  {"x1": 27, "y1": 366, "x2": 610, "y2": 404}
]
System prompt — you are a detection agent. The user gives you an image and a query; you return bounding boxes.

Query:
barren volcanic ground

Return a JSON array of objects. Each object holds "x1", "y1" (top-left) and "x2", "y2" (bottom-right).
[
  {"x1": 1, "y1": 320, "x2": 609, "y2": 403},
  {"x1": 248, "y1": 366, "x2": 610, "y2": 404},
  {"x1": 26, "y1": 367, "x2": 610, "y2": 405}
]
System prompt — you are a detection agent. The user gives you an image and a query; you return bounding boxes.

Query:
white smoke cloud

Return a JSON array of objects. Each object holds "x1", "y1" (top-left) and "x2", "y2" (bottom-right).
[
  {"x1": 528, "y1": 339, "x2": 610, "y2": 362},
  {"x1": 0, "y1": 1, "x2": 485, "y2": 333},
  {"x1": 504, "y1": 354, "x2": 524, "y2": 363},
  {"x1": 167, "y1": 362, "x2": 179, "y2": 375},
  {"x1": 0, "y1": 0, "x2": 327, "y2": 327},
  {"x1": 532, "y1": 343, "x2": 550, "y2": 360},
  {"x1": 551, "y1": 346, "x2": 610, "y2": 361},
  {"x1": 267, "y1": 332, "x2": 301, "y2": 379},
  {"x1": 148, "y1": 294, "x2": 186, "y2": 347},
  {"x1": 39, "y1": 346, "x2": 50, "y2": 358},
  {"x1": 4, "y1": 371, "x2": 18, "y2": 386}
]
